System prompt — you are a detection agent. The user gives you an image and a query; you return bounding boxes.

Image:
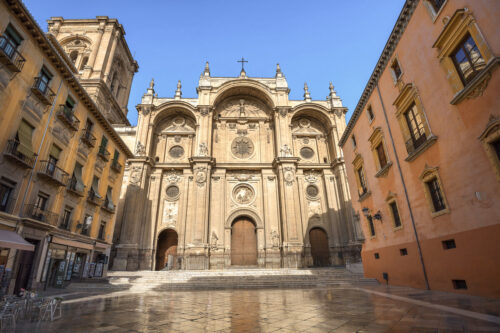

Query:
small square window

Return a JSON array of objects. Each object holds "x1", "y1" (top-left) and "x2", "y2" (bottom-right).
[
  {"x1": 367, "y1": 106, "x2": 374, "y2": 121},
  {"x1": 400, "y1": 248, "x2": 408, "y2": 256},
  {"x1": 442, "y1": 239, "x2": 456, "y2": 250},
  {"x1": 374, "y1": 253, "x2": 380, "y2": 259},
  {"x1": 452, "y1": 279, "x2": 467, "y2": 290},
  {"x1": 391, "y1": 59, "x2": 402, "y2": 81}
]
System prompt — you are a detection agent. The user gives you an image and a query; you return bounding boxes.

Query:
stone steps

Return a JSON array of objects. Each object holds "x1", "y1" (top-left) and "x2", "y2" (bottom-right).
[{"x1": 68, "y1": 268, "x2": 378, "y2": 291}]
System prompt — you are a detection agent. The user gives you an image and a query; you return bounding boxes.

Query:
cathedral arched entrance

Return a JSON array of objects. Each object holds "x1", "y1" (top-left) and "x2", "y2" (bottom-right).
[
  {"x1": 309, "y1": 228, "x2": 330, "y2": 267},
  {"x1": 156, "y1": 229, "x2": 178, "y2": 270},
  {"x1": 231, "y1": 217, "x2": 257, "y2": 266}
]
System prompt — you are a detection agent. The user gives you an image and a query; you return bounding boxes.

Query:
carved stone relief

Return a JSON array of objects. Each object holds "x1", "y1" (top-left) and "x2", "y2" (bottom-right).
[
  {"x1": 231, "y1": 136, "x2": 254, "y2": 159},
  {"x1": 284, "y1": 167, "x2": 295, "y2": 186},
  {"x1": 130, "y1": 166, "x2": 142, "y2": 185},
  {"x1": 233, "y1": 184, "x2": 254, "y2": 205},
  {"x1": 162, "y1": 200, "x2": 178, "y2": 226},
  {"x1": 194, "y1": 167, "x2": 207, "y2": 187}
]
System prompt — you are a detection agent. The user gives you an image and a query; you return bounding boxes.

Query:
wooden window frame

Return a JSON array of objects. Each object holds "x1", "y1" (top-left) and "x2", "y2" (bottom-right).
[
  {"x1": 366, "y1": 105, "x2": 375, "y2": 123},
  {"x1": 423, "y1": 0, "x2": 447, "y2": 21},
  {"x1": 386, "y1": 193, "x2": 403, "y2": 230},
  {"x1": 367, "y1": 215, "x2": 376, "y2": 238},
  {"x1": 433, "y1": 9, "x2": 498, "y2": 105},
  {"x1": 352, "y1": 154, "x2": 370, "y2": 201},
  {"x1": 390, "y1": 58, "x2": 403, "y2": 84},
  {"x1": 368, "y1": 127, "x2": 392, "y2": 177},
  {"x1": 479, "y1": 116, "x2": 500, "y2": 182},
  {"x1": 451, "y1": 33, "x2": 486, "y2": 85},
  {"x1": 420, "y1": 166, "x2": 449, "y2": 217}
]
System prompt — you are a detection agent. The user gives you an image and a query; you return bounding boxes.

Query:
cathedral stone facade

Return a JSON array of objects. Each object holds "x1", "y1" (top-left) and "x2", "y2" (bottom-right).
[{"x1": 111, "y1": 64, "x2": 363, "y2": 270}]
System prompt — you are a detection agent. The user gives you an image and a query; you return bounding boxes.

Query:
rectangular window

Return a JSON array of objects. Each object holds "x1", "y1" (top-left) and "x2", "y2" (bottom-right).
[
  {"x1": 491, "y1": 138, "x2": 500, "y2": 162},
  {"x1": 357, "y1": 167, "x2": 367, "y2": 196},
  {"x1": 82, "y1": 214, "x2": 92, "y2": 236},
  {"x1": 428, "y1": 0, "x2": 446, "y2": 13},
  {"x1": 16, "y1": 120, "x2": 35, "y2": 158},
  {"x1": 85, "y1": 118, "x2": 94, "y2": 132},
  {"x1": 70, "y1": 162, "x2": 85, "y2": 192},
  {"x1": 368, "y1": 216, "x2": 375, "y2": 237},
  {"x1": 426, "y1": 177, "x2": 446, "y2": 212},
  {"x1": 35, "y1": 193, "x2": 48, "y2": 211},
  {"x1": 374, "y1": 253, "x2": 380, "y2": 259},
  {"x1": 91, "y1": 176, "x2": 100, "y2": 198},
  {"x1": 367, "y1": 106, "x2": 374, "y2": 121},
  {"x1": 389, "y1": 201, "x2": 402, "y2": 228},
  {"x1": 452, "y1": 280, "x2": 467, "y2": 290},
  {"x1": 37, "y1": 66, "x2": 53, "y2": 94},
  {"x1": 351, "y1": 135, "x2": 357, "y2": 149},
  {"x1": 442, "y1": 239, "x2": 456, "y2": 250},
  {"x1": 404, "y1": 103, "x2": 427, "y2": 150},
  {"x1": 400, "y1": 248, "x2": 408, "y2": 256},
  {"x1": 1, "y1": 24, "x2": 23, "y2": 59},
  {"x1": 98, "y1": 221, "x2": 106, "y2": 240},
  {"x1": 61, "y1": 207, "x2": 73, "y2": 230},
  {"x1": 100, "y1": 136, "x2": 108, "y2": 149},
  {"x1": 376, "y1": 143, "x2": 387, "y2": 169},
  {"x1": 451, "y1": 33, "x2": 485, "y2": 84},
  {"x1": 0, "y1": 180, "x2": 15, "y2": 213},
  {"x1": 391, "y1": 59, "x2": 402, "y2": 80}
]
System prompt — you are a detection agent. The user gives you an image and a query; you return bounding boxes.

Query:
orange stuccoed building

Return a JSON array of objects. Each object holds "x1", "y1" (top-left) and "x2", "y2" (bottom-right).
[{"x1": 339, "y1": 0, "x2": 500, "y2": 297}]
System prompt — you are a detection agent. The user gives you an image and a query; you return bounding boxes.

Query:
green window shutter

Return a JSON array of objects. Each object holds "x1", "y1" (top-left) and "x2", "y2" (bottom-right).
[
  {"x1": 66, "y1": 96, "x2": 75, "y2": 108},
  {"x1": 17, "y1": 120, "x2": 34, "y2": 158},
  {"x1": 50, "y1": 144, "x2": 62, "y2": 160},
  {"x1": 100, "y1": 136, "x2": 108, "y2": 149},
  {"x1": 113, "y1": 150, "x2": 119, "y2": 162},
  {"x1": 5, "y1": 24, "x2": 23, "y2": 46}
]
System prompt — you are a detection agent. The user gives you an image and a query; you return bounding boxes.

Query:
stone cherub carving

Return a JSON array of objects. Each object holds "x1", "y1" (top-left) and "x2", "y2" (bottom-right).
[
  {"x1": 210, "y1": 231, "x2": 218, "y2": 250},
  {"x1": 280, "y1": 144, "x2": 292, "y2": 157},
  {"x1": 135, "y1": 141, "x2": 146, "y2": 156},
  {"x1": 271, "y1": 230, "x2": 280, "y2": 248},
  {"x1": 198, "y1": 142, "x2": 208, "y2": 156}
]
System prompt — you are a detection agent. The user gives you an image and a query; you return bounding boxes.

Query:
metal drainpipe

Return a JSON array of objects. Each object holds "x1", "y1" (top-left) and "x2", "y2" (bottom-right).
[
  {"x1": 375, "y1": 83, "x2": 430, "y2": 290},
  {"x1": 19, "y1": 79, "x2": 64, "y2": 214}
]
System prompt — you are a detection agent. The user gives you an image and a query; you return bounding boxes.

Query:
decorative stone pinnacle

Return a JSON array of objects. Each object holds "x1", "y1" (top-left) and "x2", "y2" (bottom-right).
[
  {"x1": 328, "y1": 81, "x2": 338, "y2": 99},
  {"x1": 146, "y1": 78, "x2": 155, "y2": 95},
  {"x1": 304, "y1": 82, "x2": 311, "y2": 102},
  {"x1": 174, "y1": 80, "x2": 182, "y2": 99},
  {"x1": 276, "y1": 63, "x2": 283, "y2": 78},
  {"x1": 204, "y1": 61, "x2": 210, "y2": 76}
]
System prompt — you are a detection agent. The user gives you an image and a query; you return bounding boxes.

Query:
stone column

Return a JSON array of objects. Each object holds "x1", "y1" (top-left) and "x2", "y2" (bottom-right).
[{"x1": 273, "y1": 157, "x2": 303, "y2": 268}]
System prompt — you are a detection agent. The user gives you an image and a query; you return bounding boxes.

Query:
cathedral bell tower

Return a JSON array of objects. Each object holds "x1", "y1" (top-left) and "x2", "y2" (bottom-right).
[{"x1": 47, "y1": 16, "x2": 139, "y2": 125}]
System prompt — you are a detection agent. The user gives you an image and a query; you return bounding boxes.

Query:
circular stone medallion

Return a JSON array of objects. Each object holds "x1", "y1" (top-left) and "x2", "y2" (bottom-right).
[
  {"x1": 169, "y1": 145, "x2": 184, "y2": 158},
  {"x1": 300, "y1": 147, "x2": 315, "y2": 159},
  {"x1": 306, "y1": 185, "x2": 319, "y2": 198},
  {"x1": 166, "y1": 185, "x2": 180, "y2": 199},
  {"x1": 299, "y1": 118, "x2": 311, "y2": 128},
  {"x1": 231, "y1": 137, "x2": 254, "y2": 159},
  {"x1": 233, "y1": 184, "x2": 254, "y2": 204},
  {"x1": 173, "y1": 116, "x2": 185, "y2": 126}
]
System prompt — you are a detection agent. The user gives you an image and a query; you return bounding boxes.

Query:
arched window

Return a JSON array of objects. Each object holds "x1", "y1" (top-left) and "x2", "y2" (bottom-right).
[
  {"x1": 79, "y1": 56, "x2": 88, "y2": 71},
  {"x1": 69, "y1": 50, "x2": 78, "y2": 64},
  {"x1": 110, "y1": 71, "x2": 117, "y2": 92}
]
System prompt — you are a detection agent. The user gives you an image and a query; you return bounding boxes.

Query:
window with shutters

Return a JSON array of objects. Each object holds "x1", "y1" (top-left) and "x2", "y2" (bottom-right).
[
  {"x1": 420, "y1": 166, "x2": 449, "y2": 217},
  {"x1": 98, "y1": 221, "x2": 106, "y2": 240},
  {"x1": 60, "y1": 206, "x2": 73, "y2": 230}
]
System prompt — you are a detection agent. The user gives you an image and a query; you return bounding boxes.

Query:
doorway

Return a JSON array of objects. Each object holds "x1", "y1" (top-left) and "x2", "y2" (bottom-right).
[
  {"x1": 13, "y1": 238, "x2": 38, "y2": 294},
  {"x1": 156, "y1": 229, "x2": 178, "y2": 270},
  {"x1": 231, "y1": 217, "x2": 257, "y2": 266},
  {"x1": 309, "y1": 228, "x2": 330, "y2": 267}
]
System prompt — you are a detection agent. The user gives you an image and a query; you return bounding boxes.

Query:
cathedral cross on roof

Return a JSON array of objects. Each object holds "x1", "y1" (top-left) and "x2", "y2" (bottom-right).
[{"x1": 237, "y1": 57, "x2": 248, "y2": 72}]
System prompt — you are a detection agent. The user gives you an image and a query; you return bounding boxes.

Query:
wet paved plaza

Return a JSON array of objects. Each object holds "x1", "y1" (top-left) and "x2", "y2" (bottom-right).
[{"x1": 15, "y1": 286, "x2": 500, "y2": 332}]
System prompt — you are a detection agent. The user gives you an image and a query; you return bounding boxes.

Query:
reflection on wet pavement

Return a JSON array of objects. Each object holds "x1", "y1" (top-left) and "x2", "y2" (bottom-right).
[{"x1": 16, "y1": 287, "x2": 500, "y2": 332}]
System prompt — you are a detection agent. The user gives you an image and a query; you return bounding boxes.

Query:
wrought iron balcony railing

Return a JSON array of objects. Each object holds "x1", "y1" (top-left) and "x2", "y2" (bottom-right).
[
  {"x1": 37, "y1": 161, "x2": 69, "y2": 187},
  {"x1": 87, "y1": 188, "x2": 103, "y2": 206},
  {"x1": 97, "y1": 146, "x2": 110, "y2": 161},
  {"x1": 110, "y1": 159, "x2": 122, "y2": 173},
  {"x1": 81, "y1": 128, "x2": 96, "y2": 148},
  {"x1": 23, "y1": 204, "x2": 59, "y2": 226},
  {"x1": 56, "y1": 105, "x2": 80, "y2": 131},
  {"x1": 0, "y1": 36, "x2": 25, "y2": 72},
  {"x1": 3, "y1": 139, "x2": 37, "y2": 168},
  {"x1": 31, "y1": 76, "x2": 55, "y2": 105}
]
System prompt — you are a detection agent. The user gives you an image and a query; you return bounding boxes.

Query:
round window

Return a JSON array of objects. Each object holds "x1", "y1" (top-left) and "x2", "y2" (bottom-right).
[
  {"x1": 306, "y1": 185, "x2": 319, "y2": 198},
  {"x1": 300, "y1": 147, "x2": 314, "y2": 159},
  {"x1": 169, "y1": 145, "x2": 184, "y2": 158},
  {"x1": 166, "y1": 185, "x2": 180, "y2": 199}
]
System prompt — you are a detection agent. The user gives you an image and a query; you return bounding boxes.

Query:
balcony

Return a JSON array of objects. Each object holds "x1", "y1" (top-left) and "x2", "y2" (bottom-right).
[
  {"x1": 81, "y1": 129, "x2": 96, "y2": 148},
  {"x1": 3, "y1": 139, "x2": 37, "y2": 169},
  {"x1": 37, "y1": 161, "x2": 69, "y2": 187},
  {"x1": 56, "y1": 105, "x2": 80, "y2": 131},
  {"x1": 102, "y1": 198, "x2": 115, "y2": 213},
  {"x1": 404, "y1": 135, "x2": 437, "y2": 162},
  {"x1": 110, "y1": 159, "x2": 122, "y2": 173},
  {"x1": 0, "y1": 36, "x2": 25, "y2": 72},
  {"x1": 31, "y1": 77, "x2": 55, "y2": 105},
  {"x1": 87, "y1": 189, "x2": 103, "y2": 206},
  {"x1": 23, "y1": 204, "x2": 58, "y2": 226},
  {"x1": 67, "y1": 177, "x2": 86, "y2": 197},
  {"x1": 59, "y1": 217, "x2": 73, "y2": 231},
  {"x1": 0, "y1": 194, "x2": 15, "y2": 214},
  {"x1": 97, "y1": 146, "x2": 110, "y2": 162}
]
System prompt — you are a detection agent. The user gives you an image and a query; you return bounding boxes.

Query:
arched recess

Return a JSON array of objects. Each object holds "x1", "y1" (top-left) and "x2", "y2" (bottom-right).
[
  {"x1": 309, "y1": 227, "x2": 330, "y2": 267},
  {"x1": 225, "y1": 209, "x2": 264, "y2": 229},
  {"x1": 212, "y1": 79, "x2": 276, "y2": 110},
  {"x1": 155, "y1": 228, "x2": 178, "y2": 270},
  {"x1": 290, "y1": 106, "x2": 336, "y2": 164},
  {"x1": 231, "y1": 217, "x2": 258, "y2": 266},
  {"x1": 151, "y1": 102, "x2": 198, "y2": 163}
]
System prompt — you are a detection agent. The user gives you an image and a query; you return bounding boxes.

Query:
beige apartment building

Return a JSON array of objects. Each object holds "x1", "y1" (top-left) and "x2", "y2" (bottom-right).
[
  {"x1": 340, "y1": 0, "x2": 500, "y2": 297},
  {"x1": 0, "y1": 0, "x2": 136, "y2": 293}
]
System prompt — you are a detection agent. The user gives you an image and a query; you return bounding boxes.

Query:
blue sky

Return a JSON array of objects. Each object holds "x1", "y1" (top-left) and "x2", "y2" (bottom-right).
[{"x1": 24, "y1": 0, "x2": 404, "y2": 126}]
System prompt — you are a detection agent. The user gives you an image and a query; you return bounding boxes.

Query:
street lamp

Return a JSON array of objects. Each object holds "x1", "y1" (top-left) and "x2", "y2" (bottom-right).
[
  {"x1": 361, "y1": 207, "x2": 370, "y2": 217},
  {"x1": 373, "y1": 210, "x2": 382, "y2": 221}
]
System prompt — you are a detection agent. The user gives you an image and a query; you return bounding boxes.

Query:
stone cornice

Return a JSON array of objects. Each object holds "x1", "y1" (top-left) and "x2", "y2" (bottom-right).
[{"x1": 339, "y1": 0, "x2": 419, "y2": 147}]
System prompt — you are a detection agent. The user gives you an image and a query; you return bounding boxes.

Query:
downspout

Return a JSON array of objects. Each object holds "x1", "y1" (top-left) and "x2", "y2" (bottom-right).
[{"x1": 375, "y1": 83, "x2": 430, "y2": 290}]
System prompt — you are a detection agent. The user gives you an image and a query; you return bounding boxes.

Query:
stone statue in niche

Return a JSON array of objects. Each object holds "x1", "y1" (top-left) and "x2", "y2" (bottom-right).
[
  {"x1": 210, "y1": 231, "x2": 218, "y2": 251},
  {"x1": 271, "y1": 230, "x2": 280, "y2": 248},
  {"x1": 198, "y1": 142, "x2": 208, "y2": 156},
  {"x1": 135, "y1": 141, "x2": 146, "y2": 156},
  {"x1": 280, "y1": 144, "x2": 292, "y2": 157},
  {"x1": 239, "y1": 99, "x2": 246, "y2": 117},
  {"x1": 163, "y1": 200, "x2": 178, "y2": 225}
]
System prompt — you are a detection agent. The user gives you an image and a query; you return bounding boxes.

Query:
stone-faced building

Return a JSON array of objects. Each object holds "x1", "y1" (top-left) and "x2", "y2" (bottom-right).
[{"x1": 112, "y1": 64, "x2": 364, "y2": 271}]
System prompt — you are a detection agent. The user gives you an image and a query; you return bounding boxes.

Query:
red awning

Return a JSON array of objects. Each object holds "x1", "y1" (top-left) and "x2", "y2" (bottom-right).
[{"x1": 0, "y1": 231, "x2": 35, "y2": 251}]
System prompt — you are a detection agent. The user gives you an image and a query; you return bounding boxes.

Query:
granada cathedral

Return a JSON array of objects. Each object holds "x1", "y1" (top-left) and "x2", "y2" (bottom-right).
[{"x1": 109, "y1": 62, "x2": 364, "y2": 271}]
